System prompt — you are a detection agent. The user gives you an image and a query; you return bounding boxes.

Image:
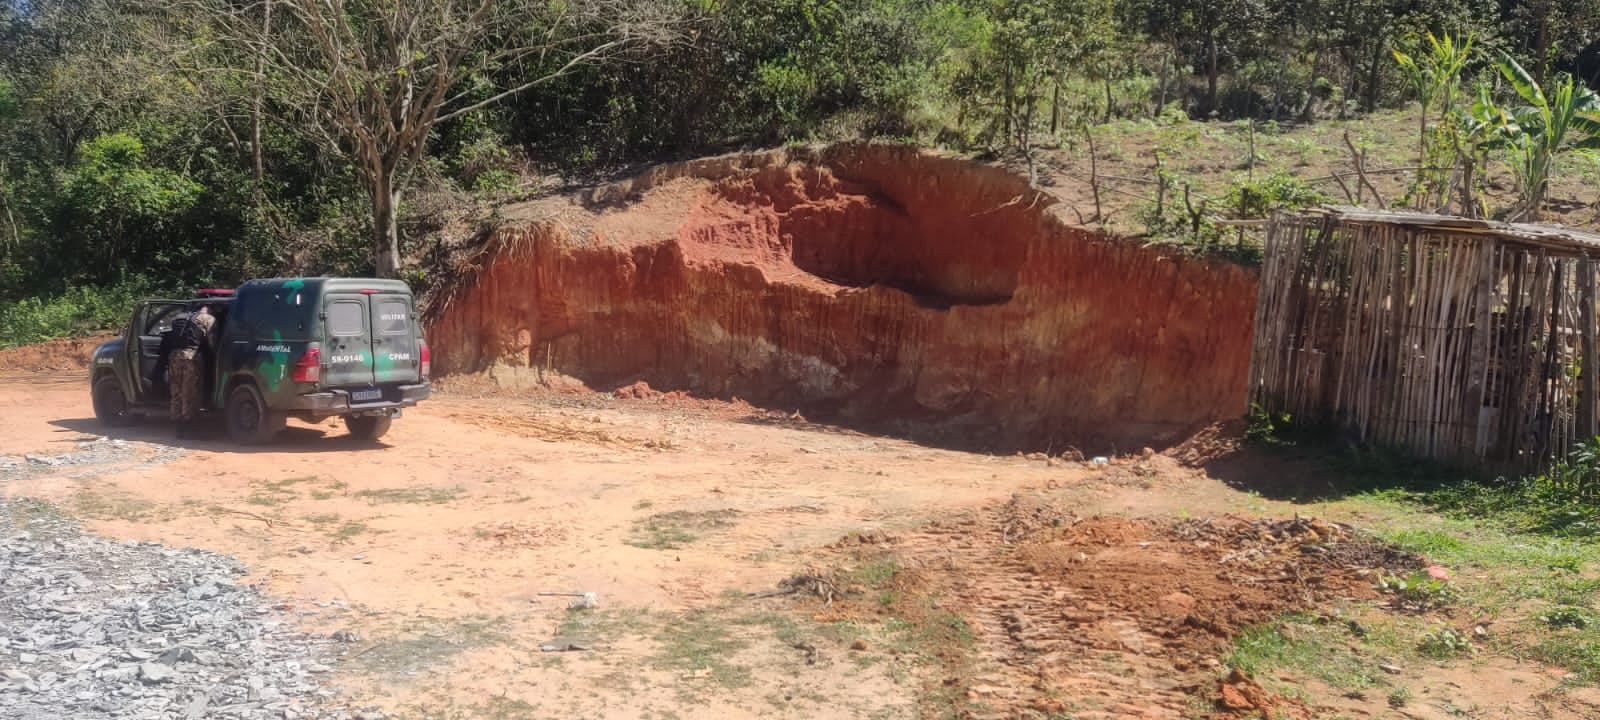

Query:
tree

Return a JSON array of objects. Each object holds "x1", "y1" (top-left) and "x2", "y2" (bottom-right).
[
  {"x1": 173, "y1": 0, "x2": 680, "y2": 278},
  {"x1": 1392, "y1": 32, "x2": 1473, "y2": 210},
  {"x1": 47, "y1": 133, "x2": 203, "y2": 282},
  {"x1": 1489, "y1": 52, "x2": 1600, "y2": 220}
]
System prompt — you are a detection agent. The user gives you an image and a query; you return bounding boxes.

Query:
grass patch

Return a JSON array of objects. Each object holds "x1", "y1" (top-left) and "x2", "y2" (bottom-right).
[
  {"x1": 245, "y1": 489, "x2": 296, "y2": 507},
  {"x1": 625, "y1": 509, "x2": 740, "y2": 550},
  {"x1": 398, "y1": 696, "x2": 544, "y2": 720},
  {"x1": 842, "y1": 556, "x2": 900, "y2": 587},
  {"x1": 265, "y1": 476, "x2": 317, "y2": 489},
  {"x1": 1244, "y1": 431, "x2": 1600, "y2": 685},
  {"x1": 810, "y1": 554, "x2": 976, "y2": 716},
  {"x1": 650, "y1": 609, "x2": 752, "y2": 689},
  {"x1": 70, "y1": 489, "x2": 169, "y2": 522},
  {"x1": 1339, "y1": 497, "x2": 1600, "y2": 682},
  {"x1": 330, "y1": 521, "x2": 373, "y2": 544},
  {"x1": 246, "y1": 476, "x2": 327, "y2": 507},
  {"x1": 347, "y1": 614, "x2": 510, "y2": 677},
  {"x1": 731, "y1": 611, "x2": 803, "y2": 646},
  {"x1": 309, "y1": 479, "x2": 349, "y2": 500},
  {"x1": 2, "y1": 497, "x2": 77, "y2": 538},
  {"x1": 354, "y1": 485, "x2": 464, "y2": 505},
  {"x1": 555, "y1": 606, "x2": 654, "y2": 641},
  {"x1": 1225, "y1": 613, "x2": 1418, "y2": 692}
]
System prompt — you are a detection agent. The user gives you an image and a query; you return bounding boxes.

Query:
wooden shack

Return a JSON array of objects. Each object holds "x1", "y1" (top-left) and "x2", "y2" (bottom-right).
[{"x1": 1252, "y1": 207, "x2": 1600, "y2": 468}]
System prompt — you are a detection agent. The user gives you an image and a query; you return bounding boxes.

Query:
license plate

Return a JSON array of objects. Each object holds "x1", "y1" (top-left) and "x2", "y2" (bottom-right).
[{"x1": 351, "y1": 388, "x2": 383, "y2": 403}]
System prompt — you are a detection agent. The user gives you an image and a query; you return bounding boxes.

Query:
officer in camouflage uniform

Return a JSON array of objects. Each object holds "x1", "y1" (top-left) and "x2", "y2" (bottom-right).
[{"x1": 168, "y1": 306, "x2": 216, "y2": 438}]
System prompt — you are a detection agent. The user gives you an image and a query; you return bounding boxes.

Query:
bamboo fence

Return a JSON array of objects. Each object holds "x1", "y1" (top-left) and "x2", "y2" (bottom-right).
[{"x1": 1252, "y1": 207, "x2": 1600, "y2": 469}]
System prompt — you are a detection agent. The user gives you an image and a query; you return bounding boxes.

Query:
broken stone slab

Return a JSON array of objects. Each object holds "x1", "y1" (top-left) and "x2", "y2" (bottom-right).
[
  {"x1": 159, "y1": 646, "x2": 198, "y2": 665},
  {"x1": 138, "y1": 661, "x2": 175, "y2": 684}
]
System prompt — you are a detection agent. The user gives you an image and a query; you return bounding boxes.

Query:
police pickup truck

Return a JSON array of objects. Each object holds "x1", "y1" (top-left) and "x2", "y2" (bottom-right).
[{"x1": 89, "y1": 278, "x2": 432, "y2": 443}]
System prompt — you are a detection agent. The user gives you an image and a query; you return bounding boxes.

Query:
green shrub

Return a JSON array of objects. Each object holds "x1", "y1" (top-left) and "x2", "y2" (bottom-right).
[
  {"x1": 1375, "y1": 569, "x2": 1459, "y2": 610},
  {"x1": 1417, "y1": 625, "x2": 1476, "y2": 658},
  {"x1": 0, "y1": 279, "x2": 169, "y2": 348},
  {"x1": 1405, "y1": 438, "x2": 1600, "y2": 539},
  {"x1": 1226, "y1": 172, "x2": 1330, "y2": 220}
]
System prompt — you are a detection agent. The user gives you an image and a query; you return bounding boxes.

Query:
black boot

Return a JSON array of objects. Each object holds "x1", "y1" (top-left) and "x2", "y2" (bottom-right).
[{"x1": 175, "y1": 420, "x2": 188, "y2": 439}]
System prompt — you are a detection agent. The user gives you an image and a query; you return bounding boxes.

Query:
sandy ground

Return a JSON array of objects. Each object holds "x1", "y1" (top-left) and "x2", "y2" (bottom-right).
[
  {"x1": 0, "y1": 368, "x2": 1078, "y2": 718},
  {"x1": 2, "y1": 362, "x2": 1595, "y2": 719}
]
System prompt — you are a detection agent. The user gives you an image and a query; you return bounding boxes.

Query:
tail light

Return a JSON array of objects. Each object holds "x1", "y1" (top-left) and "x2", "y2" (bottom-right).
[
  {"x1": 292, "y1": 344, "x2": 322, "y2": 383},
  {"x1": 420, "y1": 341, "x2": 431, "y2": 380}
]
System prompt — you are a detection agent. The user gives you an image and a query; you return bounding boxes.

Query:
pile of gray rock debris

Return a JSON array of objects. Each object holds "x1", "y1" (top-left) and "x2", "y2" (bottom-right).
[{"x1": 0, "y1": 497, "x2": 380, "y2": 719}]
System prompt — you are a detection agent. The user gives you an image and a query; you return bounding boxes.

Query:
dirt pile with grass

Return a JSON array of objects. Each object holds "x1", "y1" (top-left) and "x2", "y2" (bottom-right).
[
  {"x1": 0, "y1": 335, "x2": 108, "y2": 373},
  {"x1": 425, "y1": 144, "x2": 1258, "y2": 451},
  {"x1": 805, "y1": 494, "x2": 1422, "y2": 720}
]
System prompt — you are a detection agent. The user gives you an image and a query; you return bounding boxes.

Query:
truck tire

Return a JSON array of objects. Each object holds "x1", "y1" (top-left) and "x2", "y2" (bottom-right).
[
  {"x1": 226, "y1": 383, "x2": 285, "y2": 444},
  {"x1": 92, "y1": 376, "x2": 136, "y2": 427},
  {"x1": 344, "y1": 415, "x2": 392, "y2": 443}
]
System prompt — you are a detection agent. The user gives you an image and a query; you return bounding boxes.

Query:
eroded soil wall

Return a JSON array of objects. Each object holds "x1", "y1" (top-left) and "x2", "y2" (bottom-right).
[{"x1": 427, "y1": 145, "x2": 1258, "y2": 450}]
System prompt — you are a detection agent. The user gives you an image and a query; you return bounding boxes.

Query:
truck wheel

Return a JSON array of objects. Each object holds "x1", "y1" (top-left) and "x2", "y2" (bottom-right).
[
  {"x1": 92, "y1": 376, "x2": 136, "y2": 427},
  {"x1": 344, "y1": 415, "x2": 392, "y2": 443},
  {"x1": 226, "y1": 383, "x2": 285, "y2": 444}
]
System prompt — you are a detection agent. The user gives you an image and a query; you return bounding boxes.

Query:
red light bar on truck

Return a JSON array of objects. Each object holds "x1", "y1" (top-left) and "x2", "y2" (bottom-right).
[{"x1": 196, "y1": 288, "x2": 236, "y2": 297}]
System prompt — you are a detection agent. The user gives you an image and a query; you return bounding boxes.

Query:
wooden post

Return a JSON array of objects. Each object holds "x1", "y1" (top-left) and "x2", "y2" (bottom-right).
[{"x1": 1580, "y1": 257, "x2": 1597, "y2": 443}]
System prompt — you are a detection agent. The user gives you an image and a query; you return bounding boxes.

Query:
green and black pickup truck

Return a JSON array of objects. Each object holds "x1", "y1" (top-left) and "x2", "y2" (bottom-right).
[{"x1": 89, "y1": 277, "x2": 432, "y2": 443}]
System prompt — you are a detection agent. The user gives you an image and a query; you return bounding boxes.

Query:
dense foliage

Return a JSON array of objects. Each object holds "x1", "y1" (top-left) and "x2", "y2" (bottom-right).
[{"x1": 1, "y1": 0, "x2": 1598, "y2": 328}]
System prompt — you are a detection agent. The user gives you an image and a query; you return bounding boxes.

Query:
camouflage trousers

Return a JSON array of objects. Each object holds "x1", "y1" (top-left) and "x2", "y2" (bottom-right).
[{"x1": 169, "y1": 349, "x2": 203, "y2": 421}]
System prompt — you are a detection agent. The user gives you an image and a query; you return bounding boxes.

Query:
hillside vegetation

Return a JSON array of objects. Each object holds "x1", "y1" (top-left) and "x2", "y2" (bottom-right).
[{"x1": 1, "y1": 0, "x2": 1599, "y2": 343}]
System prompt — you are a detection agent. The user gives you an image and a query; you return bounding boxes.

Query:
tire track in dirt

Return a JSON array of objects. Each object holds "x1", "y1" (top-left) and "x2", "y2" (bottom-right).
[{"x1": 817, "y1": 493, "x2": 1421, "y2": 720}]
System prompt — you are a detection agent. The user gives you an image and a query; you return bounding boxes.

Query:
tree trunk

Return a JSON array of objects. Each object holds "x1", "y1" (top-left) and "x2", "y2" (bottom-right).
[
  {"x1": 1363, "y1": 38, "x2": 1384, "y2": 112},
  {"x1": 251, "y1": 0, "x2": 272, "y2": 199},
  {"x1": 1050, "y1": 78, "x2": 1060, "y2": 136},
  {"x1": 1534, "y1": 0, "x2": 1551, "y2": 87},
  {"x1": 1207, "y1": 37, "x2": 1220, "y2": 113},
  {"x1": 0, "y1": 193, "x2": 15, "y2": 249},
  {"x1": 372, "y1": 173, "x2": 401, "y2": 278},
  {"x1": 1271, "y1": 49, "x2": 1288, "y2": 121},
  {"x1": 1156, "y1": 49, "x2": 1168, "y2": 117},
  {"x1": 1103, "y1": 76, "x2": 1113, "y2": 123},
  {"x1": 1003, "y1": 61, "x2": 1014, "y2": 144}
]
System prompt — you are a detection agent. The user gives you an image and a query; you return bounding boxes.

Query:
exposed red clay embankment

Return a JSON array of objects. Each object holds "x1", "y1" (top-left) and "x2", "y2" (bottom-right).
[{"x1": 426, "y1": 144, "x2": 1257, "y2": 451}]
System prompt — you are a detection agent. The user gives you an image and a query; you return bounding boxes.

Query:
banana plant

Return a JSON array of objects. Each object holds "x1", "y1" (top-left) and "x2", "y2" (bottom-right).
[
  {"x1": 1451, "y1": 82, "x2": 1513, "y2": 218},
  {"x1": 1492, "y1": 52, "x2": 1600, "y2": 221}
]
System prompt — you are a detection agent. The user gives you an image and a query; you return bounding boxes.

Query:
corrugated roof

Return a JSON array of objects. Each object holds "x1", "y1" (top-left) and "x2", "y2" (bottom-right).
[{"x1": 1291, "y1": 206, "x2": 1600, "y2": 253}]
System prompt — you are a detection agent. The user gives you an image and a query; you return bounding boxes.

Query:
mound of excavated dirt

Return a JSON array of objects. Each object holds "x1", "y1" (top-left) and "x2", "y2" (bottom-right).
[
  {"x1": 0, "y1": 336, "x2": 107, "y2": 374},
  {"x1": 426, "y1": 144, "x2": 1258, "y2": 451},
  {"x1": 806, "y1": 494, "x2": 1421, "y2": 720}
]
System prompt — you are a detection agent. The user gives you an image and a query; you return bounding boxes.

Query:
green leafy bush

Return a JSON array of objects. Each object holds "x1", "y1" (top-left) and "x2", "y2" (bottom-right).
[
  {"x1": 1406, "y1": 438, "x2": 1600, "y2": 539},
  {"x1": 0, "y1": 280, "x2": 168, "y2": 348},
  {"x1": 1226, "y1": 172, "x2": 1330, "y2": 220},
  {"x1": 1416, "y1": 625, "x2": 1476, "y2": 658},
  {"x1": 1540, "y1": 607, "x2": 1592, "y2": 629},
  {"x1": 1375, "y1": 570, "x2": 1459, "y2": 610}
]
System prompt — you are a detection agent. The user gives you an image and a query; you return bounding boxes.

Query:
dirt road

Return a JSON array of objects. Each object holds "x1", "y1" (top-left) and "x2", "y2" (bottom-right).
[
  {"x1": 0, "y1": 368, "x2": 1096, "y2": 717},
  {"x1": 2, "y1": 360, "x2": 1593, "y2": 720}
]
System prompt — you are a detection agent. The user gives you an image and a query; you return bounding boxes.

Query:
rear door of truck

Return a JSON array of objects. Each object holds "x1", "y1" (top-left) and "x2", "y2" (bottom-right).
[
  {"x1": 322, "y1": 293, "x2": 378, "y2": 401},
  {"x1": 370, "y1": 292, "x2": 420, "y2": 386}
]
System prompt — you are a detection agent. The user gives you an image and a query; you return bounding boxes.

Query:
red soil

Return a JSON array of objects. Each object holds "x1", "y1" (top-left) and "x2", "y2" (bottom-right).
[
  {"x1": 426, "y1": 144, "x2": 1259, "y2": 451},
  {"x1": 0, "y1": 335, "x2": 107, "y2": 374},
  {"x1": 809, "y1": 494, "x2": 1415, "y2": 720}
]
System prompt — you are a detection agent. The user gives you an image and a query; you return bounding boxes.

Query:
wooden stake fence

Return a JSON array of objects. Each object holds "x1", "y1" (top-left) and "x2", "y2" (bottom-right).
[{"x1": 1252, "y1": 208, "x2": 1600, "y2": 469}]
